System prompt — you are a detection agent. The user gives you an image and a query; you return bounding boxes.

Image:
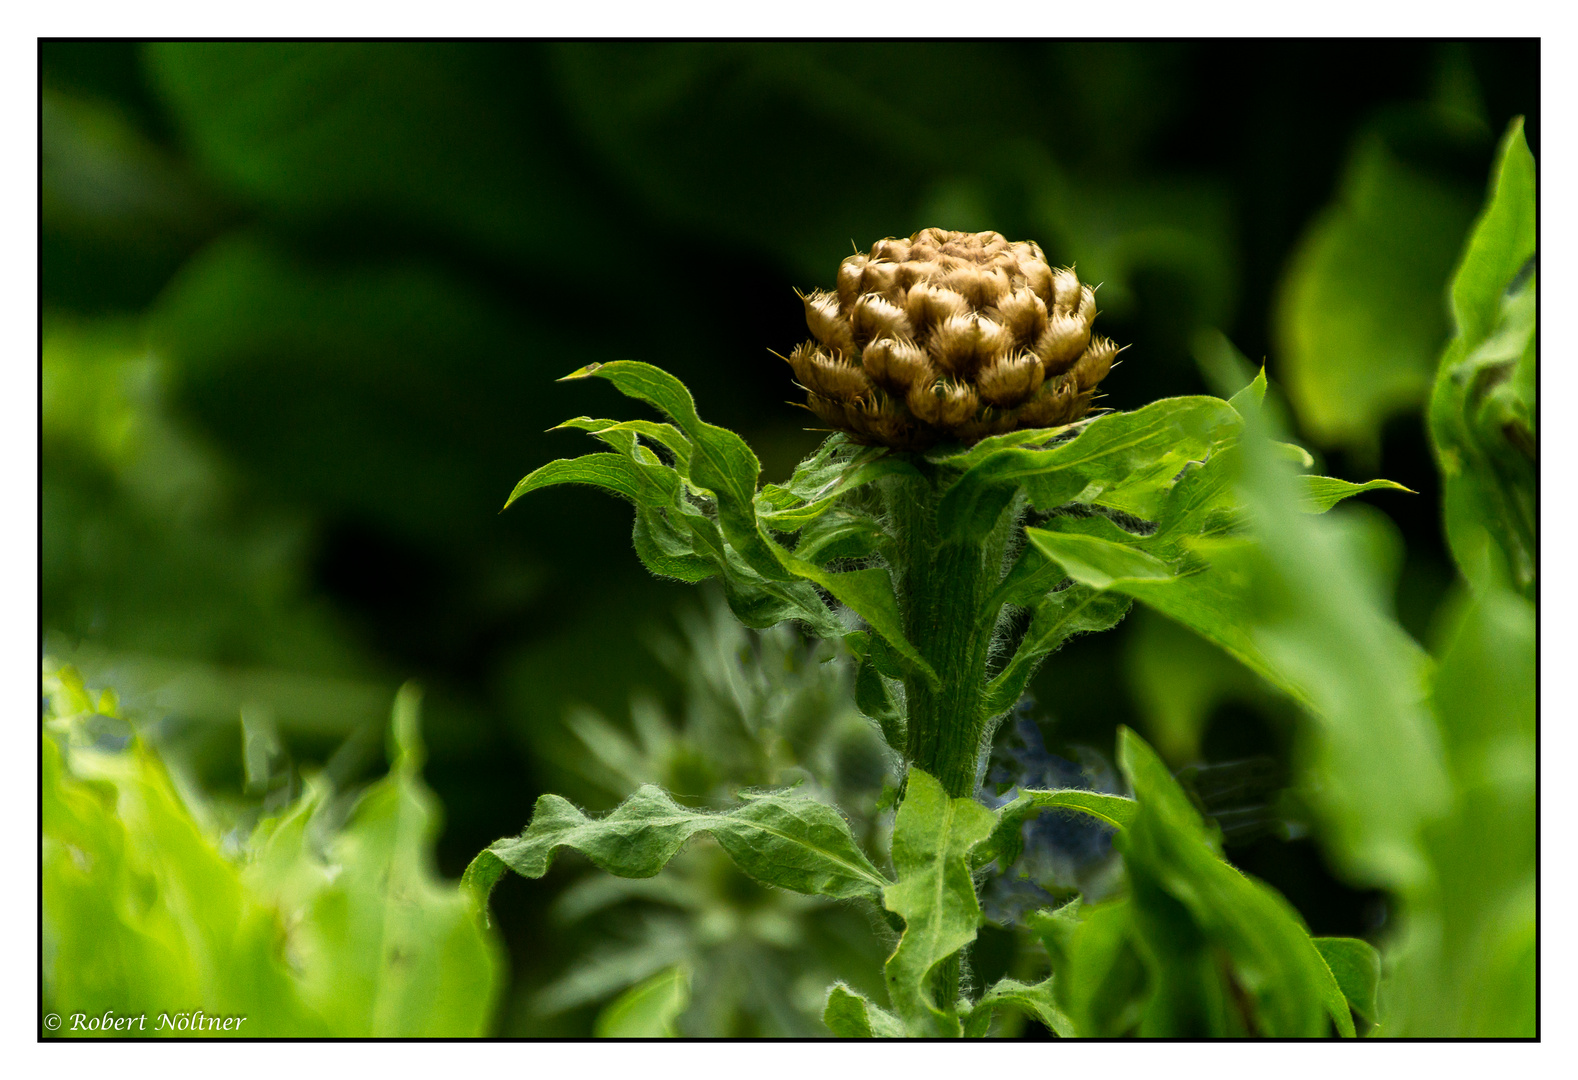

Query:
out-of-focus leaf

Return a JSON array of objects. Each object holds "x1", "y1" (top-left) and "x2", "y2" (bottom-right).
[
  {"x1": 1314, "y1": 937, "x2": 1381, "y2": 1025},
  {"x1": 823, "y1": 983, "x2": 902, "y2": 1038},
  {"x1": 266, "y1": 686, "x2": 503, "y2": 1036},
  {"x1": 1122, "y1": 608, "x2": 1270, "y2": 764},
  {"x1": 1386, "y1": 588, "x2": 1534, "y2": 1036},
  {"x1": 146, "y1": 42, "x2": 626, "y2": 271},
  {"x1": 43, "y1": 666, "x2": 502, "y2": 1038},
  {"x1": 43, "y1": 689, "x2": 328, "y2": 1037},
  {"x1": 1050, "y1": 898, "x2": 1150, "y2": 1037},
  {"x1": 1275, "y1": 132, "x2": 1479, "y2": 456},
  {"x1": 593, "y1": 965, "x2": 690, "y2": 1037},
  {"x1": 882, "y1": 769, "x2": 995, "y2": 1037},
  {"x1": 1428, "y1": 119, "x2": 1537, "y2": 598},
  {"x1": 465, "y1": 784, "x2": 889, "y2": 908},
  {"x1": 1116, "y1": 728, "x2": 1349, "y2": 1037}
]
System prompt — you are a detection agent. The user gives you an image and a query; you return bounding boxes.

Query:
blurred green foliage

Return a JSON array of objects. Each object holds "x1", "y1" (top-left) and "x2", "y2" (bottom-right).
[
  {"x1": 42, "y1": 665, "x2": 504, "y2": 1037},
  {"x1": 40, "y1": 41, "x2": 1535, "y2": 1036}
]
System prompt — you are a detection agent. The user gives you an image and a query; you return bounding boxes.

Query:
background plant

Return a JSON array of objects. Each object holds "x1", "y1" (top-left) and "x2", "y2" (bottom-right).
[{"x1": 42, "y1": 663, "x2": 504, "y2": 1037}]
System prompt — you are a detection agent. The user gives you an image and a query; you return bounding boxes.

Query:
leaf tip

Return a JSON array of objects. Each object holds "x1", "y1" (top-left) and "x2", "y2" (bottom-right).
[{"x1": 558, "y1": 362, "x2": 605, "y2": 382}]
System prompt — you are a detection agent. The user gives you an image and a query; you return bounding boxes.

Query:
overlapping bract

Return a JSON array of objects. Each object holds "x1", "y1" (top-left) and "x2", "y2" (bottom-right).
[{"x1": 787, "y1": 228, "x2": 1119, "y2": 449}]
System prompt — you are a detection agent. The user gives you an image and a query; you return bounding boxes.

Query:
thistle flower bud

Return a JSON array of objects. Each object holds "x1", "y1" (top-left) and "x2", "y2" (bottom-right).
[{"x1": 784, "y1": 228, "x2": 1122, "y2": 450}]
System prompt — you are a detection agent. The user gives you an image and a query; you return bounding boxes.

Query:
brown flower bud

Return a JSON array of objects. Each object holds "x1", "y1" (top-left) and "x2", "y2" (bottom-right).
[{"x1": 784, "y1": 229, "x2": 1122, "y2": 450}]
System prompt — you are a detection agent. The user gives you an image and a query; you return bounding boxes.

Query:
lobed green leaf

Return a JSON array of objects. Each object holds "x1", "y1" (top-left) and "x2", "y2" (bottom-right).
[
  {"x1": 882, "y1": 769, "x2": 996, "y2": 1037},
  {"x1": 466, "y1": 784, "x2": 890, "y2": 910}
]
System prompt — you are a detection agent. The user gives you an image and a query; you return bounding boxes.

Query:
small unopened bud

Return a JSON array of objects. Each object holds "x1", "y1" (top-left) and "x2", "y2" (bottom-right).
[{"x1": 782, "y1": 229, "x2": 1123, "y2": 450}]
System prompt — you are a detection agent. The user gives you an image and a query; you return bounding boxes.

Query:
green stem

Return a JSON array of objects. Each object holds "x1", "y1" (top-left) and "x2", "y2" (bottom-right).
[{"x1": 884, "y1": 467, "x2": 1017, "y2": 799}]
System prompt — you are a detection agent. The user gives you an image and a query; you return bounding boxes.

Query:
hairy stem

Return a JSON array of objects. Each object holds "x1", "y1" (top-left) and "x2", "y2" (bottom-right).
[{"x1": 884, "y1": 468, "x2": 1017, "y2": 798}]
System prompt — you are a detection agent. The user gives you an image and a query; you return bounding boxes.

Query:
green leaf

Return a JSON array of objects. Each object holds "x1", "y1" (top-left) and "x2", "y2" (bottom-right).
[
  {"x1": 1227, "y1": 366, "x2": 1268, "y2": 414},
  {"x1": 757, "y1": 438, "x2": 915, "y2": 531},
  {"x1": 503, "y1": 451, "x2": 678, "y2": 511},
  {"x1": 1299, "y1": 476, "x2": 1413, "y2": 514},
  {"x1": 554, "y1": 416, "x2": 693, "y2": 473},
  {"x1": 1116, "y1": 727, "x2": 1350, "y2": 1037},
  {"x1": 773, "y1": 544, "x2": 938, "y2": 687},
  {"x1": 1386, "y1": 588, "x2": 1534, "y2": 1036},
  {"x1": 823, "y1": 983, "x2": 903, "y2": 1038},
  {"x1": 983, "y1": 585, "x2": 1131, "y2": 716},
  {"x1": 466, "y1": 784, "x2": 889, "y2": 908},
  {"x1": 43, "y1": 667, "x2": 502, "y2": 1038},
  {"x1": 274, "y1": 685, "x2": 504, "y2": 1037},
  {"x1": 1275, "y1": 130, "x2": 1480, "y2": 455},
  {"x1": 1017, "y1": 528, "x2": 1295, "y2": 704},
  {"x1": 593, "y1": 965, "x2": 691, "y2": 1037},
  {"x1": 882, "y1": 768, "x2": 996, "y2": 1037},
  {"x1": 969, "y1": 977, "x2": 1074, "y2": 1037},
  {"x1": 975, "y1": 789, "x2": 1139, "y2": 871},
  {"x1": 1049, "y1": 898, "x2": 1151, "y2": 1037},
  {"x1": 1428, "y1": 119, "x2": 1537, "y2": 596},
  {"x1": 854, "y1": 657, "x2": 906, "y2": 754},
  {"x1": 1450, "y1": 118, "x2": 1536, "y2": 349},
  {"x1": 1025, "y1": 529, "x2": 1174, "y2": 588},
  {"x1": 1231, "y1": 411, "x2": 1449, "y2": 890},
  {"x1": 1313, "y1": 937, "x2": 1380, "y2": 1025},
  {"x1": 936, "y1": 396, "x2": 1242, "y2": 542},
  {"x1": 561, "y1": 361, "x2": 785, "y2": 580}
]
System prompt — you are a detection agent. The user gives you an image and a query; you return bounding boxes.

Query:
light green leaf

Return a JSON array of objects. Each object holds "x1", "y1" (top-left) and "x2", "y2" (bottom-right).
[
  {"x1": 554, "y1": 416, "x2": 693, "y2": 473},
  {"x1": 466, "y1": 784, "x2": 889, "y2": 908},
  {"x1": 1428, "y1": 119, "x2": 1537, "y2": 596},
  {"x1": 1227, "y1": 366, "x2": 1268, "y2": 415},
  {"x1": 882, "y1": 769, "x2": 996, "y2": 1037},
  {"x1": 503, "y1": 451, "x2": 678, "y2": 511},
  {"x1": 593, "y1": 965, "x2": 691, "y2": 1037},
  {"x1": 975, "y1": 789, "x2": 1139, "y2": 871},
  {"x1": 1275, "y1": 131, "x2": 1480, "y2": 455},
  {"x1": 1299, "y1": 476, "x2": 1413, "y2": 514},
  {"x1": 277, "y1": 685, "x2": 503, "y2": 1037},
  {"x1": 42, "y1": 667, "x2": 502, "y2": 1038},
  {"x1": 1449, "y1": 118, "x2": 1536, "y2": 348},
  {"x1": 1018, "y1": 527, "x2": 1296, "y2": 703},
  {"x1": 1386, "y1": 588, "x2": 1534, "y2": 1036},
  {"x1": 1314, "y1": 937, "x2": 1380, "y2": 1025},
  {"x1": 936, "y1": 396, "x2": 1242, "y2": 542},
  {"x1": 970, "y1": 977, "x2": 1074, "y2": 1037},
  {"x1": 1232, "y1": 410, "x2": 1448, "y2": 890},
  {"x1": 1025, "y1": 529, "x2": 1174, "y2": 588},
  {"x1": 823, "y1": 983, "x2": 903, "y2": 1038}
]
